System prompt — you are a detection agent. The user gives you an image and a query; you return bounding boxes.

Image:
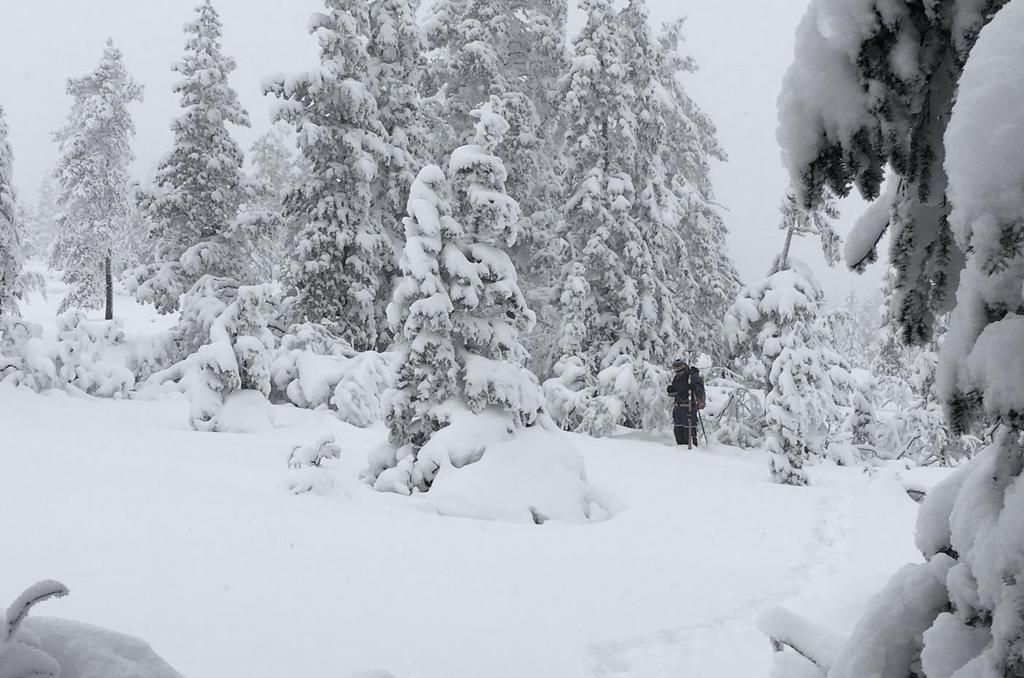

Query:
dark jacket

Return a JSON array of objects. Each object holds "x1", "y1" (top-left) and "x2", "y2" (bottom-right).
[{"x1": 667, "y1": 366, "x2": 704, "y2": 408}]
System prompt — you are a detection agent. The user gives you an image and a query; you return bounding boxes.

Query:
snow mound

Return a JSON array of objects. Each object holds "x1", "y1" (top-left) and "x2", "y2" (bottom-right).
[
  {"x1": 21, "y1": 617, "x2": 184, "y2": 678},
  {"x1": 399, "y1": 411, "x2": 612, "y2": 524},
  {"x1": 828, "y1": 555, "x2": 955, "y2": 678},
  {"x1": 213, "y1": 390, "x2": 276, "y2": 433}
]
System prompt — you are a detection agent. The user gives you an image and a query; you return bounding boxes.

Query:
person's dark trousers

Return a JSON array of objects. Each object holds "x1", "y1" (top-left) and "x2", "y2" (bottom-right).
[{"x1": 673, "y1": 403, "x2": 699, "y2": 446}]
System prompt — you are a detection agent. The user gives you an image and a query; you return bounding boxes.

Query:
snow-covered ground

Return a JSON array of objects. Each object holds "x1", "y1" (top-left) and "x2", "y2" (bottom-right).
[{"x1": 1, "y1": 270, "x2": 946, "y2": 678}]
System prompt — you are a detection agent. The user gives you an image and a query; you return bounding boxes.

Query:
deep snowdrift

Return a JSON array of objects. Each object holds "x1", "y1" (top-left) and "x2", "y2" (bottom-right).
[
  {"x1": 0, "y1": 383, "x2": 939, "y2": 678},
  {"x1": 0, "y1": 272, "x2": 949, "y2": 677}
]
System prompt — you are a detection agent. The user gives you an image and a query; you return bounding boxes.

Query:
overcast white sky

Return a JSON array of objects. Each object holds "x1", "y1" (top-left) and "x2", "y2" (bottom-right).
[{"x1": 0, "y1": 0, "x2": 882, "y2": 302}]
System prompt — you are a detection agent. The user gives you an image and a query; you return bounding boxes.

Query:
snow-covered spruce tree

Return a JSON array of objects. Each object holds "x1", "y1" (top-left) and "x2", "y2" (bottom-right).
[
  {"x1": 423, "y1": 0, "x2": 567, "y2": 150},
  {"x1": 619, "y1": 0, "x2": 691, "y2": 351},
  {"x1": 371, "y1": 102, "x2": 542, "y2": 493},
  {"x1": 367, "y1": 0, "x2": 431, "y2": 242},
  {"x1": 543, "y1": 0, "x2": 674, "y2": 433},
  {"x1": 50, "y1": 40, "x2": 142, "y2": 320},
  {"x1": 654, "y1": 17, "x2": 738, "y2": 361},
  {"x1": 542, "y1": 0, "x2": 736, "y2": 433},
  {"x1": 248, "y1": 124, "x2": 298, "y2": 206},
  {"x1": 769, "y1": 1, "x2": 1024, "y2": 675},
  {"x1": 623, "y1": 2, "x2": 740, "y2": 363},
  {"x1": 19, "y1": 179, "x2": 59, "y2": 260},
  {"x1": 848, "y1": 386, "x2": 878, "y2": 450},
  {"x1": 0, "y1": 112, "x2": 49, "y2": 387},
  {"x1": 0, "y1": 112, "x2": 51, "y2": 391},
  {"x1": 132, "y1": 0, "x2": 250, "y2": 314},
  {"x1": 830, "y1": 289, "x2": 879, "y2": 369},
  {"x1": 733, "y1": 195, "x2": 852, "y2": 482},
  {"x1": 0, "y1": 104, "x2": 25, "y2": 318},
  {"x1": 424, "y1": 0, "x2": 568, "y2": 346},
  {"x1": 244, "y1": 122, "x2": 301, "y2": 281},
  {"x1": 765, "y1": 320, "x2": 820, "y2": 486},
  {"x1": 776, "y1": 190, "x2": 841, "y2": 271},
  {"x1": 724, "y1": 261, "x2": 848, "y2": 484},
  {"x1": 266, "y1": 0, "x2": 394, "y2": 351}
]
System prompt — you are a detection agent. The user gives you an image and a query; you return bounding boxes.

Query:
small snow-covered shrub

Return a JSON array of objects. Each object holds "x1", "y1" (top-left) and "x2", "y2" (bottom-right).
[
  {"x1": 214, "y1": 390, "x2": 275, "y2": 434},
  {"x1": 269, "y1": 333, "x2": 397, "y2": 427},
  {"x1": 847, "y1": 386, "x2": 877, "y2": 452},
  {"x1": 543, "y1": 355, "x2": 590, "y2": 430},
  {"x1": 1, "y1": 313, "x2": 157, "y2": 397},
  {"x1": 368, "y1": 407, "x2": 508, "y2": 495},
  {"x1": 172, "y1": 275, "x2": 238, "y2": 360},
  {"x1": 277, "y1": 322, "x2": 353, "y2": 357},
  {"x1": 707, "y1": 378, "x2": 764, "y2": 448},
  {"x1": 288, "y1": 434, "x2": 342, "y2": 469},
  {"x1": 0, "y1": 318, "x2": 57, "y2": 390},
  {"x1": 271, "y1": 351, "x2": 345, "y2": 410},
  {"x1": 286, "y1": 434, "x2": 342, "y2": 495},
  {"x1": 149, "y1": 277, "x2": 285, "y2": 431},
  {"x1": 541, "y1": 356, "x2": 631, "y2": 438},
  {"x1": 53, "y1": 311, "x2": 135, "y2": 397},
  {"x1": 186, "y1": 341, "x2": 242, "y2": 431},
  {"x1": 331, "y1": 351, "x2": 396, "y2": 427},
  {"x1": 596, "y1": 356, "x2": 670, "y2": 433},
  {"x1": 576, "y1": 394, "x2": 621, "y2": 438},
  {"x1": 126, "y1": 333, "x2": 177, "y2": 383}
]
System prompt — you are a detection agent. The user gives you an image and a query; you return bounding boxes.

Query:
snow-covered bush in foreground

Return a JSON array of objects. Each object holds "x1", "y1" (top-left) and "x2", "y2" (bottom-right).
[
  {"x1": 0, "y1": 580, "x2": 69, "y2": 678},
  {"x1": 0, "y1": 580, "x2": 183, "y2": 678}
]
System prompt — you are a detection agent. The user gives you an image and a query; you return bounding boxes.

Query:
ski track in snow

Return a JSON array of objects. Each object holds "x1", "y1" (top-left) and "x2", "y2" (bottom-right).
[{"x1": 588, "y1": 485, "x2": 854, "y2": 677}]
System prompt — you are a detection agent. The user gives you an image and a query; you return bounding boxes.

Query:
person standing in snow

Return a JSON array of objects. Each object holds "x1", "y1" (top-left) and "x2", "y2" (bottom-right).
[{"x1": 667, "y1": 358, "x2": 705, "y2": 448}]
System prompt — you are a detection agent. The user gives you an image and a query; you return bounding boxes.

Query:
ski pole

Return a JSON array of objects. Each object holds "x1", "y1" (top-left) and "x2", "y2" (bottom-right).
[{"x1": 696, "y1": 411, "x2": 712, "y2": 448}]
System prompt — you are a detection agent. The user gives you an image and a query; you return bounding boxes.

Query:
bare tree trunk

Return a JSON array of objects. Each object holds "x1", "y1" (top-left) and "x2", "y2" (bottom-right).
[
  {"x1": 776, "y1": 224, "x2": 796, "y2": 273},
  {"x1": 104, "y1": 253, "x2": 113, "y2": 321}
]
